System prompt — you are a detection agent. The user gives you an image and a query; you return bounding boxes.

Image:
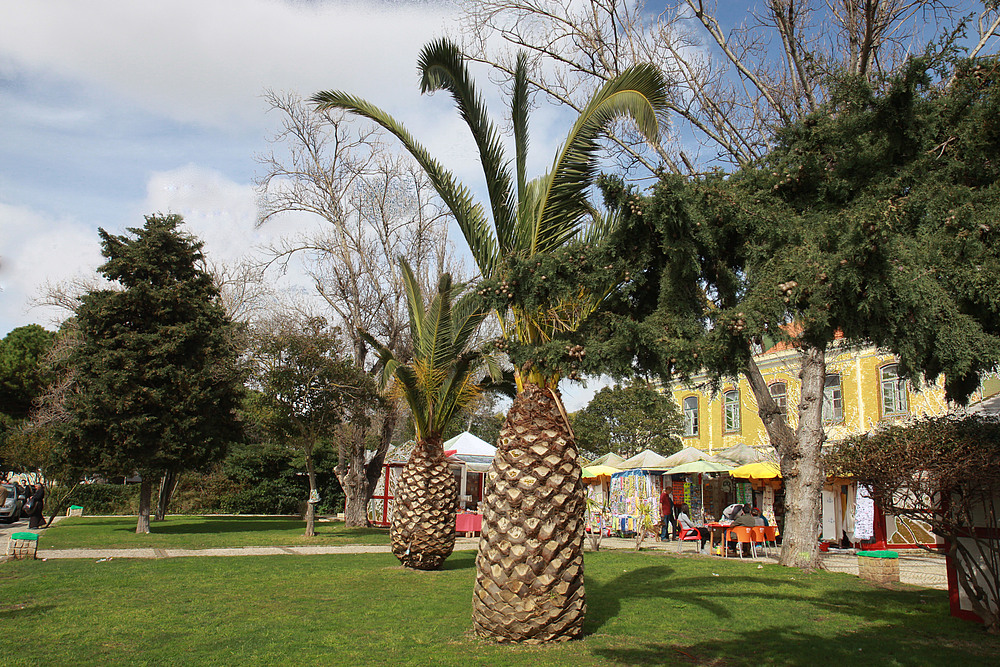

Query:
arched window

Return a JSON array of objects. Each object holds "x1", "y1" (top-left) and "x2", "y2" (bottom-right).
[
  {"x1": 769, "y1": 382, "x2": 787, "y2": 424},
  {"x1": 683, "y1": 396, "x2": 699, "y2": 437},
  {"x1": 823, "y1": 374, "x2": 843, "y2": 423},
  {"x1": 881, "y1": 364, "x2": 908, "y2": 416},
  {"x1": 723, "y1": 390, "x2": 741, "y2": 433}
]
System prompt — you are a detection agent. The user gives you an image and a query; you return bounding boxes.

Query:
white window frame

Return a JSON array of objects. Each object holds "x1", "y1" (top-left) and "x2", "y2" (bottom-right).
[
  {"x1": 683, "y1": 396, "x2": 699, "y2": 437},
  {"x1": 723, "y1": 389, "x2": 741, "y2": 433},
  {"x1": 881, "y1": 364, "x2": 908, "y2": 416},
  {"x1": 823, "y1": 374, "x2": 843, "y2": 423}
]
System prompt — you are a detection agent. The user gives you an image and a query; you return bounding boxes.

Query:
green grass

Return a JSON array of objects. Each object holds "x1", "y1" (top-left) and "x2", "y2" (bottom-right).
[
  {"x1": 2, "y1": 550, "x2": 996, "y2": 666},
  {"x1": 38, "y1": 515, "x2": 389, "y2": 550}
]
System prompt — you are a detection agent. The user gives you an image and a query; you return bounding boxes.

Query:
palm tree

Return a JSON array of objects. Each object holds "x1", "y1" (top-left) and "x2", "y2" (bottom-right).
[
  {"x1": 362, "y1": 258, "x2": 496, "y2": 570},
  {"x1": 314, "y1": 38, "x2": 666, "y2": 641}
]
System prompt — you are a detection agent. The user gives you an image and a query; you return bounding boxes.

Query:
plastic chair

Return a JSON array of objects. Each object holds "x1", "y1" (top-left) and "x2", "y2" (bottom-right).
[
  {"x1": 764, "y1": 525, "x2": 778, "y2": 552},
  {"x1": 727, "y1": 526, "x2": 755, "y2": 559},
  {"x1": 750, "y1": 526, "x2": 768, "y2": 558},
  {"x1": 677, "y1": 526, "x2": 701, "y2": 553}
]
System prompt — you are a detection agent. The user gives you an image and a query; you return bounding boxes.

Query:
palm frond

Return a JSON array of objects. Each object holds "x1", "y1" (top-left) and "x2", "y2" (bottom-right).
[
  {"x1": 535, "y1": 64, "x2": 667, "y2": 255},
  {"x1": 359, "y1": 328, "x2": 399, "y2": 390},
  {"x1": 433, "y1": 356, "x2": 480, "y2": 434},
  {"x1": 418, "y1": 38, "x2": 517, "y2": 263},
  {"x1": 512, "y1": 52, "x2": 530, "y2": 213},
  {"x1": 451, "y1": 291, "x2": 489, "y2": 354},
  {"x1": 393, "y1": 364, "x2": 429, "y2": 439},
  {"x1": 310, "y1": 90, "x2": 499, "y2": 276},
  {"x1": 417, "y1": 273, "x2": 456, "y2": 380},
  {"x1": 582, "y1": 206, "x2": 621, "y2": 246},
  {"x1": 398, "y1": 256, "x2": 425, "y2": 348}
]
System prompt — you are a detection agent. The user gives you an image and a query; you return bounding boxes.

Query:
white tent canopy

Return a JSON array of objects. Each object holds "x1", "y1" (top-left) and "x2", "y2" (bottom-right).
[
  {"x1": 443, "y1": 431, "x2": 496, "y2": 457},
  {"x1": 661, "y1": 446, "x2": 716, "y2": 468},
  {"x1": 587, "y1": 452, "x2": 627, "y2": 468},
  {"x1": 714, "y1": 443, "x2": 769, "y2": 466},
  {"x1": 619, "y1": 449, "x2": 674, "y2": 471}
]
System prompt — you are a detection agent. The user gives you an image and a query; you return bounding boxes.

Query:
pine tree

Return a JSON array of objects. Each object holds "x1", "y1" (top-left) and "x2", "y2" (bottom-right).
[{"x1": 64, "y1": 214, "x2": 243, "y2": 533}]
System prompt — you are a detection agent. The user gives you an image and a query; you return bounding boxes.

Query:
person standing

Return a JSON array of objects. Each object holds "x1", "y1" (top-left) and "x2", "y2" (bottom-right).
[
  {"x1": 660, "y1": 485, "x2": 677, "y2": 541},
  {"x1": 26, "y1": 483, "x2": 45, "y2": 529}
]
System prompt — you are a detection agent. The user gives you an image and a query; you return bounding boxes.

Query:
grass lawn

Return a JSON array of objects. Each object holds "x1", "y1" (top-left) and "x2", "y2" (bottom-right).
[
  {"x1": 2, "y1": 549, "x2": 996, "y2": 666},
  {"x1": 38, "y1": 515, "x2": 389, "y2": 550}
]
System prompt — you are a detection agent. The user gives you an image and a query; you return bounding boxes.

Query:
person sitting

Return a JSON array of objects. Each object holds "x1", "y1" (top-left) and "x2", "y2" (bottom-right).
[
  {"x1": 721, "y1": 502, "x2": 745, "y2": 523},
  {"x1": 677, "y1": 503, "x2": 712, "y2": 555},
  {"x1": 727, "y1": 504, "x2": 755, "y2": 556},
  {"x1": 751, "y1": 507, "x2": 769, "y2": 526}
]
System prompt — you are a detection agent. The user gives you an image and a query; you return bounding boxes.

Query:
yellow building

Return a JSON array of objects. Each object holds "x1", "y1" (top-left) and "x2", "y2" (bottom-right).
[{"x1": 669, "y1": 341, "x2": 998, "y2": 455}]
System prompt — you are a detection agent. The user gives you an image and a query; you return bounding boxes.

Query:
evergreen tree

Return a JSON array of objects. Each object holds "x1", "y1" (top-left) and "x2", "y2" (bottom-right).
[
  {"x1": 63, "y1": 215, "x2": 243, "y2": 533},
  {"x1": 493, "y1": 55, "x2": 1000, "y2": 568}
]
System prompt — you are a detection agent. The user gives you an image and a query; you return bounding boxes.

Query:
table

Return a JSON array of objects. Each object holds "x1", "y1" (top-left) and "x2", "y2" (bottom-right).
[
  {"x1": 456, "y1": 512, "x2": 482, "y2": 536},
  {"x1": 703, "y1": 522, "x2": 733, "y2": 556}
]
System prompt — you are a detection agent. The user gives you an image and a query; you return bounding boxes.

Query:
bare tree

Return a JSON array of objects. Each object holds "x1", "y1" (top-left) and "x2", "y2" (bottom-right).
[
  {"x1": 256, "y1": 91, "x2": 461, "y2": 526},
  {"x1": 460, "y1": 1, "x2": 995, "y2": 170}
]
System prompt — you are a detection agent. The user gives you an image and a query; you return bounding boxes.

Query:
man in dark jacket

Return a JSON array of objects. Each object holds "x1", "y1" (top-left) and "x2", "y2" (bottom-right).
[{"x1": 26, "y1": 483, "x2": 45, "y2": 529}]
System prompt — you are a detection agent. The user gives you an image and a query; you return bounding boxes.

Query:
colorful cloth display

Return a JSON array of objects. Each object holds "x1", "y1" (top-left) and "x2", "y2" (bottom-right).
[{"x1": 609, "y1": 469, "x2": 660, "y2": 534}]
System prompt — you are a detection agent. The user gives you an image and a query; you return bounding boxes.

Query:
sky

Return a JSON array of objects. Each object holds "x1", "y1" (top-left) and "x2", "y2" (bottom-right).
[{"x1": 0, "y1": 0, "x2": 613, "y2": 410}]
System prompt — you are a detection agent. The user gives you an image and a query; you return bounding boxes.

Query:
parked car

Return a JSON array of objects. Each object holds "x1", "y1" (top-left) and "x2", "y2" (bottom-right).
[{"x1": 1, "y1": 483, "x2": 26, "y2": 523}]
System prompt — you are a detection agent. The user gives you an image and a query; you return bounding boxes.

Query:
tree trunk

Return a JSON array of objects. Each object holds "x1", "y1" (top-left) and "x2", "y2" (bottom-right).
[
  {"x1": 472, "y1": 384, "x2": 586, "y2": 643},
  {"x1": 742, "y1": 346, "x2": 826, "y2": 569},
  {"x1": 390, "y1": 437, "x2": 457, "y2": 570},
  {"x1": 154, "y1": 470, "x2": 178, "y2": 522},
  {"x1": 136, "y1": 477, "x2": 152, "y2": 534},
  {"x1": 335, "y1": 407, "x2": 398, "y2": 527},
  {"x1": 305, "y1": 448, "x2": 317, "y2": 537}
]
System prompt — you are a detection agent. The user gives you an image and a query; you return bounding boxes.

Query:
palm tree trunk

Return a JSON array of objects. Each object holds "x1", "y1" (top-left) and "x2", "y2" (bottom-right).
[
  {"x1": 390, "y1": 437, "x2": 457, "y2": 570},
  {"x1": 472, "y1": 384, "x2": 586, "y2": 643}
]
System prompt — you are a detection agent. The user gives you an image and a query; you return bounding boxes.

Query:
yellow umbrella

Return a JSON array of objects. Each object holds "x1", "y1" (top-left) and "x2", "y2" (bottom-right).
[
  {"x1": 582, "y1": 465, "x2": 620, "y2": 481},
  {"x1": 730, "y1": 461, "x2": 782, "y2": 479}
]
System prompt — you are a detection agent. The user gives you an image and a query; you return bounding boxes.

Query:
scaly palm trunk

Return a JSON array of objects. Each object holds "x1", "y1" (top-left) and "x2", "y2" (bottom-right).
[
  {"x1": 472, "y1": 384, "x2": 586, "y2": 643},
  {"x1": 390, "y1": 437, "x2": 458, "y2": 570}
]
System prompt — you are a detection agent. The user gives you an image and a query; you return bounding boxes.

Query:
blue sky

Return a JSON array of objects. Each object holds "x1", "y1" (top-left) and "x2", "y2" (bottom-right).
[
  {"x1": 0, "y1": 1, "x2": 469, "y2": 331},
  {"x1": 0, "y1": 0, "x2": 616, "y2": 408}
]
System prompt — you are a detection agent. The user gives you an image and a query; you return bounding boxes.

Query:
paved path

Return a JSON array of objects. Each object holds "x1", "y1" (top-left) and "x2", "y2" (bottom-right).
[{"x1": 7, "y1": 523, "x2": 948, "y2": 591}]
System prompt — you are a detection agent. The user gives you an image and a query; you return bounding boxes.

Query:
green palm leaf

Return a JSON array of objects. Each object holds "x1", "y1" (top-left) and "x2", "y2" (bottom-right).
[
  {"x1": 310, "y1": 91, "x2": 499, "y2": 277},
  {"x1": 398, "y1": 257, "x2": 425, "y2": 348},
  {"x1": 535, "y1": 64, "x2": 667, "y2": 255},
  {"x1": 419, "y1": 39, "x2": 517, "y2": 258}
]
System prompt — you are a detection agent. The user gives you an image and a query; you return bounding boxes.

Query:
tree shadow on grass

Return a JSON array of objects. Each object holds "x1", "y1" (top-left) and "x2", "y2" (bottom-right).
[
  {"x1": 584, "y1": 560, "x2": 998, "y2": 665},
  {"x1": 441, "y1": 551, "x2": 476, "y2": 571},
  {"x1": 591, "y1": 619, "x2": 998, "y2": 666},
  {"x1": 120, "y1": 517, "x2": 388, "y2": 539},
  {"x1": 0, "y1": 603, "x2": 55, "y2": 621},
  {"x1": 585, "y1": 564, "x2": 810, "y2": 635}
]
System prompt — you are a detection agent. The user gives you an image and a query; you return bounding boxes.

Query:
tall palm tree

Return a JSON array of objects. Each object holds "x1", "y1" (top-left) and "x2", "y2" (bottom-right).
[
  {"x1": 362, "y1": 258, "x2": 496, "y2": 570},
  {"x1": 314, "y1": 38, "x2": 666, "y2": 641}
]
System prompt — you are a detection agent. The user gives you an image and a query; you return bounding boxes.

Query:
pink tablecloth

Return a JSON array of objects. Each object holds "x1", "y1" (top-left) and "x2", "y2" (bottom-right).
[{"x1": 456, "y1": 513, "x2": 482, "y2": 534}]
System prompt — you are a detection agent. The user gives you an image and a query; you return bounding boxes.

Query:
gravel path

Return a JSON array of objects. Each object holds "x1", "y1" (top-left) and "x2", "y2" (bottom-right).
[{"x1": 8, "y1": 522, "x2": 948, "y2": 591}]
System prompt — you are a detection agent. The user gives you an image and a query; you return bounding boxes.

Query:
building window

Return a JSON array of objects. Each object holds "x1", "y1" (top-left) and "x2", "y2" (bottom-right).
[
  {"x1": 769, "y1": 382, "x2": 787, "y2": 424},
  {"x1": 881, "y1": 364, "x2": 908, "y2": 416},
  {"x1": 683, "y1": 396, "x2": 699, "y2": 437},
  {"x1": 823, "y1": 374, "x2": 843, "y2": 423},
  {"x1": 723, "y1": 390, "x2": 741, "y2": 433}
]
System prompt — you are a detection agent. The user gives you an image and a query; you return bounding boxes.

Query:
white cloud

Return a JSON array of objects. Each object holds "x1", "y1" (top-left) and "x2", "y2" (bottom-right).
[
  {"x1": 0, "y1": 201, "x2": 104, "y2": 331},
  {"x1": 0, "y1": 0, "x2": 458, "y2": 129}
]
